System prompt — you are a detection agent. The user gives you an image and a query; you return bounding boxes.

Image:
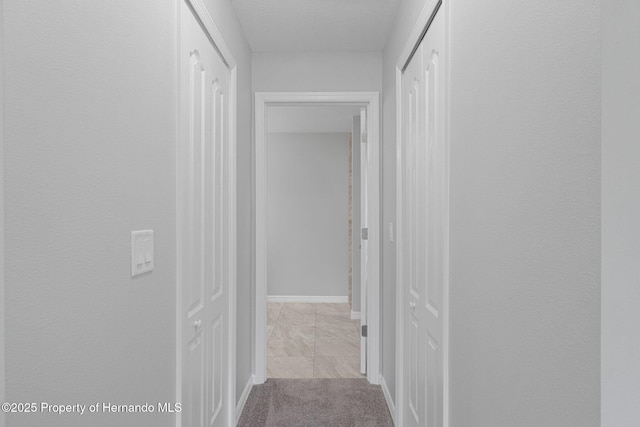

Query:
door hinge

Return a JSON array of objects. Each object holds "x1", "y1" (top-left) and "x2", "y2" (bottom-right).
[
  {"x1": 361, "y1": 325, "x2": 368, "y2": 337},
  {"x1": 361, "y1": 132, "x2": 368, "y2": 143},
  {"x1": 361, "y1": 228, "x2": 368, "y2": 240}
]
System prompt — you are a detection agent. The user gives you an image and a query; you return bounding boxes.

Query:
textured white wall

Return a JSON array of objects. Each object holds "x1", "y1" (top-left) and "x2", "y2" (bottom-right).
[
  {"x1": 268, "y1": 106, "x2": 361, "y2": 134},
  {"x1": 3, "y1": 0, "x2": 253, "y2": 425},
  {"x1": 3, "y1": 1, "x2": 177, "y2": 425},
  {"x1": 447, "y1": 0, "x2": 601, "y2": 425},
  {"x1": 602, "y1": 2, "x2": 640, "y2": 426},
  {"x1": 252, "y1": 51, "x2": 382, "y2": 92},
  {"x1": 267, "y1": 133, "x2": 350, "y2": 298},
  {"x1": 200, "y1": 0, "x2": 254, "y2": 404}
]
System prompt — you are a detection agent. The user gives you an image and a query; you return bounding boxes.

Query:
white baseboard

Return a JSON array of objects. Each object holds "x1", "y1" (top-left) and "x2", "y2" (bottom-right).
[
  {"x1": 235, "y1": 374, "x2": 254, "y2": 425},
  {"x1": 380, "y1": 374, "x2": 396, "y2": 425},
  {"x1": 351, "y1": 311, "x2": 361, "y2": 320},
  {"x1": 267, "y1": 295, "x2": 349, "y2": 304}
]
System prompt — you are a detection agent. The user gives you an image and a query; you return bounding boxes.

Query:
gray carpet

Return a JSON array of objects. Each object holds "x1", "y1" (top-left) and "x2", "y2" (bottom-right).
[{"x1": 237, "y1": 378, "x2": 394, "y2": 427}]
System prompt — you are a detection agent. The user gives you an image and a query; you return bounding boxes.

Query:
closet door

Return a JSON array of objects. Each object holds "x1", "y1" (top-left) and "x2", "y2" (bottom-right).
[
  {"x1": 179, "y1": 1, "x2": 231, "y2": 426},
  {"x1": 401, "y1": 6, "x2": 447, "y2": 427}
]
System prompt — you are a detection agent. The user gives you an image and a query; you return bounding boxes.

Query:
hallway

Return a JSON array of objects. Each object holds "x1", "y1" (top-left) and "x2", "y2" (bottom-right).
[
  {"x1": 237, "y1": 378, "x2": 393, "y2": 426},
  {"x1": 1, "y1": 0, "x2": 636, "y2": 426}
]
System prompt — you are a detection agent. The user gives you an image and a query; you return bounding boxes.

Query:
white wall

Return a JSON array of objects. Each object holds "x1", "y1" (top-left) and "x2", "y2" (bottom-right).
[
  {"x1": 3, "y1": 1, "x2": 253, "y2": 425},
  {"x1": 200, "y1": 0, "x2": 254, "y2": 405},
  {"x1": 447, "y1": 0, "x2": 601, "y2": 425},
  {"x1": 252, "y1": 51, "x2": 382, "y2": 92},
  {"x1": 383, "y1": 0, "x2": 601, "y2": 422},
  {"x1": 602, "y1": 2, "x2": 640, "y2": 426},
  {"x1": 3, "y1": 1, "x2": 177, "y2": 425},
  {"x1": 267, "y1": 133, "x2": 350, "y2": 298},
  {"x1": 268, "y1": 106, "x2": 360, "y2": 134}
]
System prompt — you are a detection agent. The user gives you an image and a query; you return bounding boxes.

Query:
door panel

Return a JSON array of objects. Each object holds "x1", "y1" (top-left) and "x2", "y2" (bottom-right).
[
  {"x1": 179, "y1": 2, "x2": 230, "y2": 426},
  {"x1": 207, "y1": 315, "x2": 223, "y2": 424},
  {"x1": 409, "y1": 315, "x2": 420, "y2": 424},
  {"x1": 187, "y1": 334, "x2": 205, "y2": 426},
  {"x1": 402, "y1": 7, "x2": 447, "y2": 427}
]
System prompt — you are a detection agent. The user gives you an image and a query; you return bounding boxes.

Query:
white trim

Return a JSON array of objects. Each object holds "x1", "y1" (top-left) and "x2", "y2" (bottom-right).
[
  {"x1": 227, "y1": 64, "x2": 238, "y2": 427},
  {"x1": 395, "y1": 1, "x2": 449, "y2": 427},
  {"x1": 394, "y1": 63, "x2": 404, "y2": 427},
  {"x1": 174, "y1": 4, "x2": 181, "y2": 427},
  {"x1": 185, "y1": 0, "x2": 236, "y2": 69},
  {"x1": 235, "y1": 374, "x2": 254, "y2": 425},
  {"x1": 0, "y1": 0, "x2": 5, "y2": 422},
  {"x1": 267, "y1": 295, "x2": 349, "y2": 304},
  {"x1": 443, "y1": 3, "x2": 452, "y2": 425},
  {"x1": 380, "y1": 374, "x2": 396, "y2": 426},
  {"x1": 176, "y1": 1, "x2": 237, "y2": 426},
  {"x1": 254, "y1": 92, "x2": 381, "y2": 385},
  {"x1": 254, "y1": 93, "x2": 268, "y2": 384},
  {"x1": 351, "y1": 311, "x2": 361, "y2": 320},
  {"x1": 397, "y1": 0, "x2": 441, "y2": 71}
]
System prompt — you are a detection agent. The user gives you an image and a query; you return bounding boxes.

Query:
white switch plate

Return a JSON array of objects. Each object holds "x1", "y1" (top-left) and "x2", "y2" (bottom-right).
[{"x1": 131, "y1": 230, "x2": 154, "y2": 277}]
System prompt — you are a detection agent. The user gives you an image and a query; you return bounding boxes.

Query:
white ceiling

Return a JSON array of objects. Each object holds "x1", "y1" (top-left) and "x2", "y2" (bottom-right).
[
  {"x1": 268, "y1": 105, "x2": 361, "y2": 133},
  {"x1": 230, "y1": 0, "x2": 402, "y2": 52}
]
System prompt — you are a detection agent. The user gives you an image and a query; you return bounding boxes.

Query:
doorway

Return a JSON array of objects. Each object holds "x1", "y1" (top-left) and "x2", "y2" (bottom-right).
[
  {"x1": 264, "y1": 105, "x2": 361, "y2": 379},
  {"x1": 254, "y1": 92, "x2": 381, "y2": 385}
]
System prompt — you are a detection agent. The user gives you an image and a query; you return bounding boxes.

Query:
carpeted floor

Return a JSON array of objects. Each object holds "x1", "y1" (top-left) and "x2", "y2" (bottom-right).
[{"x1": 237, "y1": 378, "x2": 394, "y2": 427}]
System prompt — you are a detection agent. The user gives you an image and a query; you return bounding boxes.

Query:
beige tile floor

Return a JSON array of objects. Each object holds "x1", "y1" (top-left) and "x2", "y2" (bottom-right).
[{"x1": 267, "y1": 302, "x2": 365, "y2": 379}]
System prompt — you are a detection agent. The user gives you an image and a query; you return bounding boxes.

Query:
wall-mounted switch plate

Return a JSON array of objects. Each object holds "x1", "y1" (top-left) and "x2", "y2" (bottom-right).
[{"x1": 131, "y1": 230, "x2": 154, "y2": 277}]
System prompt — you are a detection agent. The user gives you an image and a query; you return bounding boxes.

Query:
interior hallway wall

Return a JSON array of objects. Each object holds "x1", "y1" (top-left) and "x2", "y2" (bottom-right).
[
  {"x1": 267, "y1": 133, "x2": 350, "y2": 298},
  {"x1": 383, "y1": 0, "x2": 601, "y2": 423},
  {"x1": 3, "y1": 1, "x2": 253, "y2": 426},
  {"x1": 201, "y1": 0, "x2": 254, "y2": 405},
  {"x1": 602, "y1": 1, "x2": 640, "y2": 425},
  {"x1": 3, "y1": 1, "x2": 177, "y2": 425},
  {"x1": 447, "y1": 1, "x2": 600, "y2": 425},
  {"x1": 252, "y1": 52, "x2": 382, "y2": 93}
]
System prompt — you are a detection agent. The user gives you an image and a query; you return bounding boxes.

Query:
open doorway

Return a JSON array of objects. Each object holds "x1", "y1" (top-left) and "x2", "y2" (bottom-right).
[
  {"x1": 254, "y1": 92, "x2": 381, "y2": 385},
  {"x1": 264, "y1": 104, "x2": 361, "y2": 379}
]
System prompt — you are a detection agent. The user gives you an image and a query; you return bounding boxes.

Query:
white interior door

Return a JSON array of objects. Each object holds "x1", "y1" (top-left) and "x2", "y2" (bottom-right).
[
  {"x1": 359, "y1": 107, "x2": 368, "y2": 375},
  {"x1": 179, "y1": 1, "x2": 230, "y2": 426},
  {"x1": 401, "y1": 7, "x2": 447, "y2": 427}
]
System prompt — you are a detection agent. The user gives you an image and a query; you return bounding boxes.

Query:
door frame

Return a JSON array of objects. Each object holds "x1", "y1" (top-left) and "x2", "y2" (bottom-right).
[
  {"x1": 175, "y1": 1, "x2": 237, "y2": 426},
  {"x1": 0, "y1": 0, "x2": 5, "y2": 422},
  {"x1": 395, "y1": 0, "x2": 449, "y2": 426},
  {"x1": 254, "y1": 91, "x2": 381, "y2": 384}
]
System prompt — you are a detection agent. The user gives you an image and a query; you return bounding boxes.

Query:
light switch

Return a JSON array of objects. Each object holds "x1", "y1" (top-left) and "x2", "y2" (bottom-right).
[{"x1": 131, "y1": 230, "x2": 154, "y2": 277}]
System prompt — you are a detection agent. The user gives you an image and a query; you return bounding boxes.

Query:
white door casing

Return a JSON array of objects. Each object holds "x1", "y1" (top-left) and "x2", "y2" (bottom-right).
[
  {"x1": 177, "y1": 1, "x2": 237, "y2": 426},
  {"x1": 359, "y1": 107, "x2": 368, "y2": 375},
  {"x1": 254, "y1": 92, "x2": 380, "y2": 385},
  {"x1": 397, "y1": 1, "x2": 449, "y2": 426}
]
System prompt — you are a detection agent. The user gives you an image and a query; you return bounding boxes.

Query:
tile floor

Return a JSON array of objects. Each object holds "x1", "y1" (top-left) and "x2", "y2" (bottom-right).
[{"x1": 267, "y1": 302, "x2": 365, "y2": 379}]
